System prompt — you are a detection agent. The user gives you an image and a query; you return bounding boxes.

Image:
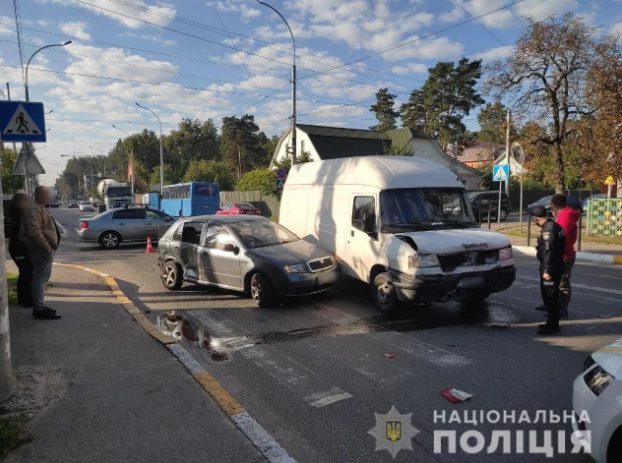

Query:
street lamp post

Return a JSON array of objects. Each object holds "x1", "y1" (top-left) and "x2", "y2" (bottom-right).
[
  {"x1": 25, "y1": 41, "x2": 72, "y2": 102},
  {"x1": 112, "y1": 124, "x2": 135, "y2": 196},
  {"x1": 135, "y1": 102, "x2": 163, "y2": 193},
  {"x1": 257, "y1": 1, "x2": 296, "y2": 165},
  {"x1": 89, "y1": 145, "x2": 106, "y2": 177},
  {"x1": 23, "y1": 40, "x2": 71, "y2": 198}
]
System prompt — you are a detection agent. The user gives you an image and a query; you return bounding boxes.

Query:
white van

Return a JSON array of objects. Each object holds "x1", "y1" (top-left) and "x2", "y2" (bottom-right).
[{"x1": 279, "y1": 156, "x2": 515, "y2": 312}]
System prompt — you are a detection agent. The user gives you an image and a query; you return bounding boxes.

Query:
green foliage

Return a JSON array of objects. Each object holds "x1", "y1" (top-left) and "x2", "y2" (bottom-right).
[
  {"x1": 400, "y1": 58, "x2": 484, "y2": 148},
  {"x1": 237, "y1": 168, "x2": 276, "y2": 196},
  {"x1": 1, "y1": 147, "x2": 24, "y2": 193},
  {"x1": 149, "y1": 165, "x2": 176, "y2": 187},
  {"x1": 370, "y1": 88, "x2": 399, "y2": 132},
  {"x1": 165, "y1": 118, "x2": 220, "y2": 181},
  {"x1": 183, "y1": 160, "x2": 235, "y2": 190},
  {"x1": 220, "y1": 115, "x2": 270, "y2": 175},
  {"x1": 0, "y1": 416, "x2": 30, "y2": 457},
  {"x1": 478, "y1": 101, "x2": 510, "y2": 145}
]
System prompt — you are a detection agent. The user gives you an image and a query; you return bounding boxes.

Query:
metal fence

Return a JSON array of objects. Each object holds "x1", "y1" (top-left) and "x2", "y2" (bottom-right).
[
  {"x1": 219, "y1": 190, "x2": 281, "y2": 219},
  {"x1": 587, "y1": 197, "x2": 622, "y2": 237}
]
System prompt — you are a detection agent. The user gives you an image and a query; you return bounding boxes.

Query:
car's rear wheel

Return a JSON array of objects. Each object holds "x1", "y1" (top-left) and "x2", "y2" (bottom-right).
[
  {"x1": 161, "y1": 261, "x2": 182, "y2": 290},
  {"x1": 607, "y1": 426, "x2": 622, "y2": 463},
  {"x1": 99, "y1": 231, "x2": 121, "y2": 249},
  {"x1": 250, "y1": 273, "x2": 275, "y2": 307},
  {"x1": 372, "y1": 272, "x2": 399, "y2": 314}
]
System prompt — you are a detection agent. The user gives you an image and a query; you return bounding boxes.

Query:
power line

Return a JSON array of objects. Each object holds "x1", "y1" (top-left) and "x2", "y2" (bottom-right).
[
  {"x1": 0, "y1": 63, "x2": 372, "y2": 108},
  {"x1": 447, "y1": 0, "x2": 506, "y2": 47},
  {"x1": 105, "y1": 0, "x2": 426, "y2": 86},
  {"x1": 298, "y1": 0, "x2": 527, "y2": 83}
]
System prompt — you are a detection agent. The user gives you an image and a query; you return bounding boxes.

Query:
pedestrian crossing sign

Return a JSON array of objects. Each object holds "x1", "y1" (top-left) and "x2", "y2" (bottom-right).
[
  {"x1": 0, "y1": 101, "x2": 46, "y2": 142},
  {"x1": 493, "y1": 164, "x2": 510, "y2": 182}
]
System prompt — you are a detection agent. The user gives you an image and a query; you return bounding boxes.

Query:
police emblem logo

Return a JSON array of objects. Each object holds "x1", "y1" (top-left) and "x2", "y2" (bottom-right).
[
  {"x1": 386, "y1": 421, "x2": 401, "y2": 442},
  {"x1": 368, "y1": 406, "x2": 420, "y2": 458}
]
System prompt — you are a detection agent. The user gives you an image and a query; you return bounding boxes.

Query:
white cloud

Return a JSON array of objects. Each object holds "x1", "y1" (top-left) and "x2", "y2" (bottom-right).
[
  {"x1": 44, "y1": 0, "x2": 177, "y2": 29},
  {"x1": 515, "y1": 0, "x2": 579, "y2": 20},
  {"x1": 390, "y1": 63, "x2": 428, "y2": 75},
  {"x1": 382, "y1": 36, "x2": 464, "y2": 61},
  {"x1": 60, "y1": 21, "x2": 91, "y2": 40},
  {"x1": 612, "y1": 21, "x2": 622, "y2": 36},
  {"x1": 460, "y1": 0, "x2": 515, "y2": 29},
  {"x1": 439, "y1": 6, "x2": 465, "y2": 23},
  {"x1": 0, "y1": 16, "x2": 13, "y2": 35},
  {"x1": 207, "y1": 1, "x2": 261, "y2": 22},
  {"x1": 121, "y1": 32, "x2": 177, "y2": 47},
  {"x1": 474, "y1": 44, "x2": 514, "y2": 61}
]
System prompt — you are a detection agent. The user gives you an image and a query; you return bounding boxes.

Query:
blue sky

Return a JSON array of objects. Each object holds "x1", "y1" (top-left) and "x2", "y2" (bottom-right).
[{"x1": 1, "y1": 0, "x2": 621, "y2": 185}]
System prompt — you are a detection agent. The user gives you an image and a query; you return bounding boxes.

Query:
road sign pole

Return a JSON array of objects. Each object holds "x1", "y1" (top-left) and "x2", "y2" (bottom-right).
[{"x1": 497, "y1": 181, "x2": 502, "y2": 229}]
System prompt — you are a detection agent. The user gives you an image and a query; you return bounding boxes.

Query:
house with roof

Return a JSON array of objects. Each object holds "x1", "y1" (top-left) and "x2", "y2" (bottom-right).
[
  {"x1": 461, "y1": 142, "x2": 505, "y2": 169},
  {"x1": 270, "y1": 124, "x2": 483, "y2": 190}
]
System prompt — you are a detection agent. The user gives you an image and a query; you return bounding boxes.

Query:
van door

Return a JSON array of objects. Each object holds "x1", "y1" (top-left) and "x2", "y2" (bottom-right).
[{"x1": 345, "y1": 195, "x2": 380, "y2": 281}]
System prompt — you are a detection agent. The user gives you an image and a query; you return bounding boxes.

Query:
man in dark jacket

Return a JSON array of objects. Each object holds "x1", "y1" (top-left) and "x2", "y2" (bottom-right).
[
  {"x1": 6, "y1": 193, "x2": 33, "y2": 307},
  {"x1": 532, "y1": 205, "x2": 566, "y2": 335}
]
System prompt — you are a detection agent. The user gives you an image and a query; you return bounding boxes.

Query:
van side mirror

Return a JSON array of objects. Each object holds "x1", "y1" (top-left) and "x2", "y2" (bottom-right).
[{"x1": 363, "y1": 212, "x2": 376, "y2": 234}]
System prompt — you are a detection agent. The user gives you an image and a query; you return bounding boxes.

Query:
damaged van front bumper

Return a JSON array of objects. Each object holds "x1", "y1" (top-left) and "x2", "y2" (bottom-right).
[{"x1": 388, "y1": 265, "x2": 516, "y2": 303}]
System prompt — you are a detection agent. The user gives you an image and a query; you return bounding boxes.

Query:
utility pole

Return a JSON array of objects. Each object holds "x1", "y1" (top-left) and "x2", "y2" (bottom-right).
[
  {"x1": 237, "y1": 145, "x2": 242, "y2": 180},
  {"x1": 0, "y1": 140, "x2": 14, "y2": 402},
  {"x1": 257, "y1": 1, "x2": 296, "y2": 165},
  {"x1": 135, "y1": 103, "x2": 163, "y2": 193},
  {"x1": 505, "y1": 110, "x2": 511, "y2": 196}
]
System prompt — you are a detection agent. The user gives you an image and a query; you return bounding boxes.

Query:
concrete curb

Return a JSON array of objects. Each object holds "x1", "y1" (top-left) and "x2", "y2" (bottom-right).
[
  {"x1": 513, "y1": 246, "x2": 622, "y2": 265},
  {"x1": 53, "y1": 262, "x2": 295, "y2": 463}
]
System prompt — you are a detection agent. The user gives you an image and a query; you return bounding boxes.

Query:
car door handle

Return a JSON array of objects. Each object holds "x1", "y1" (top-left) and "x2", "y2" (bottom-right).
[{"x1": 118, "y1": 222, "x2": 125, "y2": 226}]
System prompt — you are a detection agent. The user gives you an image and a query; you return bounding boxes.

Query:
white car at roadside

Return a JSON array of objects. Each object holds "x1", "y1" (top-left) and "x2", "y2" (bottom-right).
[
  {"x1": 573, "y1": 338, "x2": 622, "y2": 463},
  {"x1": 78, "y1": 201, "x2": 96, "y2": 212}
]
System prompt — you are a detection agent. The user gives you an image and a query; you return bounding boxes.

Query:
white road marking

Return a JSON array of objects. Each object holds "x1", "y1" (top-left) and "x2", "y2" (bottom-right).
[
  {"x1": 517, "y1": 275, "x2": 622, "y2": 297},
  {"x1": 304, "y1": 387, "x2": 352, "y2": 408},
  {"x1": 231, "y1": 412, "x2": 296, "y2": 463}
]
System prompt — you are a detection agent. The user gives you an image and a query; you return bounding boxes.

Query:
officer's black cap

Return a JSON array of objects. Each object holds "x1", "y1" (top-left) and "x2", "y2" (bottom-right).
[{"x1": 531, "y1": 205, "x2": 548, "y2": 218}]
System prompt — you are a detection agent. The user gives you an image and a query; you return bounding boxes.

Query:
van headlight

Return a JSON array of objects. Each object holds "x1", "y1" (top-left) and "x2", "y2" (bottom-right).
[
  {"x1": 584, "y1": 365, "x2": 614, "y2": 396},
  {"x1": 284, "y1": 263, "x2": 307, "y2": 273},
  {"x1": 408, "y1": 254, "x2": 439, "y2": 269},
  {"x1": 498, "y1": 246, "x2": 513, "y2": 261}
]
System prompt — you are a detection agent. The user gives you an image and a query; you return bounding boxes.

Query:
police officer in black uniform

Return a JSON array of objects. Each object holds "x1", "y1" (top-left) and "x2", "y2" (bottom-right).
[{"x1": 531, "y1": 205, "x2": 565, "y2": 335}]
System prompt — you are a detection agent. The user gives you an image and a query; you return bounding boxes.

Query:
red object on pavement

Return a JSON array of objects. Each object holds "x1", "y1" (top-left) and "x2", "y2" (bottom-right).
[
  {"x1": 146, "y1": 235, "x2": 153, "y2": 254},
  {"x1": 441, "y1": 388, "x2": 474, "y2": 403},
  {"x1": 384, "y1": 352, "x2": 396, "y2": 359}
]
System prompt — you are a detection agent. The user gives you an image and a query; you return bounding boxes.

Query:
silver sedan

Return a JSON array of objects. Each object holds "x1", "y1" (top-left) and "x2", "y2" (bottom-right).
[{"x1": 77, "y1": 207, "x2": 174, "y2": 249}]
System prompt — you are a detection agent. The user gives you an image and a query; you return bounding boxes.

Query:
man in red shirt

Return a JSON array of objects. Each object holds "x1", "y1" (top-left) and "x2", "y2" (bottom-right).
[{"x1": 551, "y1": 194, "x2": 581, "y2": 317}]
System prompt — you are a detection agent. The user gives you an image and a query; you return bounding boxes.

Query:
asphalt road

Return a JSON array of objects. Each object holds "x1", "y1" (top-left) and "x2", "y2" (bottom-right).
[{"x1": 51, "y1": 207, "x2": 622, "y2": 463}]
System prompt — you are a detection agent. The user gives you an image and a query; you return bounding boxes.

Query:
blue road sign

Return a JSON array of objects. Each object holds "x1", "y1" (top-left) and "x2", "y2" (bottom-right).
[
  {"x1": 0, "y1": 101, "x2": 46, "y2": 142},
  {"x1": 492, "y1": 164, "x2": 510, "y2": 182}
]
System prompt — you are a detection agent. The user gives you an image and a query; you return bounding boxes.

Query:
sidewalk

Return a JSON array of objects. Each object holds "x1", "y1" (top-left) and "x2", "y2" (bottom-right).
[
  {"x1": 504, "y1": 234, "x2": 622, "y2": 256},
  {"x1": 2, "y1": 263, "x2": 264, "y2": 463}
]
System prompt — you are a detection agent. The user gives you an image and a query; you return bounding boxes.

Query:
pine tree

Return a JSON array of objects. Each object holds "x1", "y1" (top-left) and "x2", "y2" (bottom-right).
[{"x1": 369, "y1": 88, "x2": 399, "y2": 132}]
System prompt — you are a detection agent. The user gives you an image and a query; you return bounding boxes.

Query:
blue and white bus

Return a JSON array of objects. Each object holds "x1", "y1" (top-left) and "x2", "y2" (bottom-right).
[{"x1": 160, "y1": 182, "x2": 219, "y2": 217}]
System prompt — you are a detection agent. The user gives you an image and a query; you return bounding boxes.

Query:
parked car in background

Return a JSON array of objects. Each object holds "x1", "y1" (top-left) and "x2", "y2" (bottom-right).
[
  {"x1": 68, "y1": 200, "x2": 79, "y2": 208},
  {"x1": 157, "y1": 215, "x2": 338, "y2": 307},
  {"x1": 78, "y1": 201, "x2": 96, "y2": 212},
  {"x1": 527, "y1": 195, "x2": 584, "y2": 216},
  {"x1": 78, "y1": 207, "x2": 174, "y2": 249},
  {"x1": 572, "y1": 338, "x2": 622, "y2": 463},
  {"x1": 467, "y1": 191, "x2": 512, "y2": 221},
  {"x1": 217, "y1": 202, "x2": 261, "y2": 216},
  {"x1": 47, "y1": 199, "x2": 61, "y2": 208}
]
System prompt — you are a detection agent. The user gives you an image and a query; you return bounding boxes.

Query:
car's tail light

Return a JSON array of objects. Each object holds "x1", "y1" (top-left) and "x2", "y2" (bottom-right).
[{"x1": 80, "y1": 221, "x2": 89, "y2": 230}]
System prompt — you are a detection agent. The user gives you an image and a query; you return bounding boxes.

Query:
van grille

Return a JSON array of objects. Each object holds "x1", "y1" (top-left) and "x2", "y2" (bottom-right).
[
  {"x1": 308, "y1": 256, "x2": 333, "y2": 272},
  {"x1": 437, "y1": 250, "x2": 498, "y2": 272}
]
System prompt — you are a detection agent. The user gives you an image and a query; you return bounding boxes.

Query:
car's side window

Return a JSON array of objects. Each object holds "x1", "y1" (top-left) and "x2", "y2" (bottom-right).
[
  {"x1": 172, "y1": 223, "x2": 183, "y2": 242},
  {"x1": 203, "y1": 225, "x2": 235, "y2": 250},
  {"x1": 113, "y1": 209, "x2": 145, "y2": 220},
  {"x1": 352, "y1": 196, "x2": 375, "y2": 231},
  {"x1": 181, "y1": 222, "x2": 203, "y2": 245}
]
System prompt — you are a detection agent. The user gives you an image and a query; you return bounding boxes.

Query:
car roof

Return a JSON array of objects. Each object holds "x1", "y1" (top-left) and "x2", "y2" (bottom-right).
[{"x1": 178, "y1": 214, "x2": 266, "y2": 224}]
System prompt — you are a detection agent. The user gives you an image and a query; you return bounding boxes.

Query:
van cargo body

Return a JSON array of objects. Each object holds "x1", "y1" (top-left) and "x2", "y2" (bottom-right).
[{"x1": 279, "y1": 156, "x2": 516, "y2": 312}]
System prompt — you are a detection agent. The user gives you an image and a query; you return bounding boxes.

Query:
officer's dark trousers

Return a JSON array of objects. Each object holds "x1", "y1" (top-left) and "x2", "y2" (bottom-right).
[{"x1": 540, "y1": 272, "x2": 562, "y2": 329}]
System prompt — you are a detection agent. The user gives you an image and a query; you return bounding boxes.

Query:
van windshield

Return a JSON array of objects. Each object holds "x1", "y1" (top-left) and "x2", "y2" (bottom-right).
[{"x1": 381, "y1": 188, "x2": 476, "y2": 232}]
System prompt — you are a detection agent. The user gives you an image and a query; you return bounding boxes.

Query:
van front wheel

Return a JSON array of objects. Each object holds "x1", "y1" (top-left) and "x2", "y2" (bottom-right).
[{"x1": 372, "y1": 272, "x2": 399, "y2": 314}]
